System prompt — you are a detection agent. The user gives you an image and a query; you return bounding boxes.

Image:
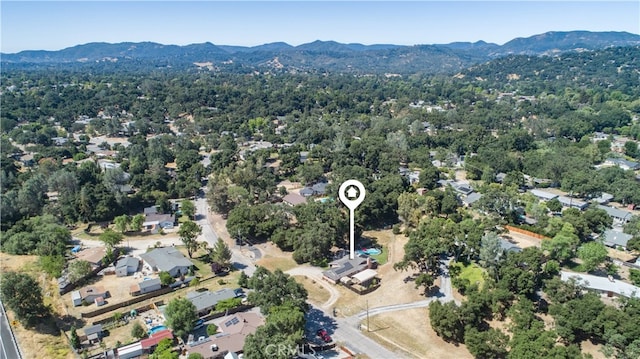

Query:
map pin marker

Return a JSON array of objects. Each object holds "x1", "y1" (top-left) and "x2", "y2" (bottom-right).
[{"x1": 339, "y1": 180, "x2": 366, "y2": 259}]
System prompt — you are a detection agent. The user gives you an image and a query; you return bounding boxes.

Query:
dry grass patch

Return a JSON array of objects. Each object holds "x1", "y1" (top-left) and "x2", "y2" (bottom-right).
[
  {"x1": 363, "y1": 308, "x2": 472, "y2": 359},
  {"x1": 255, "y1": 255, "x2": 297, "y2": 272},
  {"x1": 293, "y1": 275, "x2": 330, "y2": 305}
]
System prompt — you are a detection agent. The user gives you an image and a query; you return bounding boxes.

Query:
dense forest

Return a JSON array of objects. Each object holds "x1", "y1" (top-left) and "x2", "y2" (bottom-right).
[{"x1": 2, "y1": 45, "x2": 640, "y2": 358}]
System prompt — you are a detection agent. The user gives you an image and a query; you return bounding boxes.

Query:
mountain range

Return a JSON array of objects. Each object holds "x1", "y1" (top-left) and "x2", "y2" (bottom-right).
[{"x1": 2, "y1": 31, "x2": 639, "y2": 74}]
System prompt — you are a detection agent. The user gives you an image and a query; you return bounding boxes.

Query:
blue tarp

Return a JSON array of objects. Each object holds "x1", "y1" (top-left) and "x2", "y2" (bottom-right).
[{"x1": 71, "y1": 245, "x2": 81, "y2": 253}]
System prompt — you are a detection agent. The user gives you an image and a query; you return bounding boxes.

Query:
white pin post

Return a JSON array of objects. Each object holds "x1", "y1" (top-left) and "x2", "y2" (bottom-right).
[{"x1": 339, "y1": 180, "x2": 366, "y2": 259}]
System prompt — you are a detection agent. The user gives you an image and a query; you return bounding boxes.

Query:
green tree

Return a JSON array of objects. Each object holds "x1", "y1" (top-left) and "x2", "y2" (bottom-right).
[
  {"x1": 70, "y1": 326, "x2": 81, "y2": 350},
  {"x1": 243, "y1": 303, "x2": 306, "y2": 359},
  {"x1": 428, "y1": 300, "x2": 464, "y2": 343},
  {"x1": 113, "y1": 214, "x2": 130, "y2": 234},
  {"x1": 247, "y1": 267, "x2": 308, "y2": 315},
  {"x1": 149, "y1": 337, "x2": 178, "y2": 359},
  {"x1": 547, "y1": 198, "x2": 563, "y2": 213},
  {"x1": 630, "y1": 269, "x2": 640, "y2": 286},
  {"x1": 99, "y1": 228, "x2": 123, "y2": 250},
  {"x1": 68, "y1": 260, "x2": 92, "y2": 283},
  {"x1": 238, "y1": 271, "x2": 249, "y2": 288},
  {"x1": 159, "y1": 271, "x2": 175, "y2": 286},
  {"x1": 577, "y1": 241, "x2": 608, "y2": 272},
  {"x1": 178, "y1": 220, "x2": 202, "y2": 258},
  {"x1": 542, "y1": 223, "x2": 580, "y2": 264},
  {"x1": 164, "y1": 298, "x2": 197, "y2": 340},
  {"x1": 131, "y1": 321, "x2": 146, "y2": 339},
  {"x1": 479, "y1": 232, "x2": 502, "y2": 279},
  {"x1": 0, "y1": 272, "x2": 48, "y2": 327},
  {"x1": 130, "y1": 214, "x2": 145, "y2": 232},
  {"x1": 464, "y1": 327, "x2": 509, "y2": 359},
  {"x1": 180, "y1": 200, "x2": 196, "y2": 220},
  {"x1": 187, "y1": 354, "x2": 204, "y2": 359},
  {"x1": 39, "y1": 255, "x2": 66, "y2": 278},
  {"x1": 210, "y1": 238, "x2": 232, "y2": 269}
]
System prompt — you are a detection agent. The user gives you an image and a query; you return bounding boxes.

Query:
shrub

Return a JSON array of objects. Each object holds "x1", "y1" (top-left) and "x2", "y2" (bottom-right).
[{"x1": 206, "y1": 323, "x2": 218, "y2": 336}]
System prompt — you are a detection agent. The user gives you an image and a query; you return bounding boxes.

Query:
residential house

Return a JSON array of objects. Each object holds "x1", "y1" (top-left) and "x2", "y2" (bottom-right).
[
  {"x1": 499, "y1": 238, "x2": 522, "y2": 255},
  {"x1": 116, "y1": 342, "x2": 143, "y2": 359},
  {"x1": 604, "y1": 158, "x2": 640, "y2": 171},
  {"x1": 560, "y1": 271, "x2": 640, "y2": 299},
  {"x1": 282, "y1": 193, "x2": 307, "y2": 206},
  {"x1": 186, "y1": 288, "x2": 237, "y2": 316},
  {"x1": 593, "y1": 192, "x2": 614, "y2": 205},
  {"x1": 141, "y1": 329, "x2": 174, "y2": 353},
  {"x1": 601, "y1": 230, "x2": 634, "y2": 250},
  {"x1": 530, "y1": 189, "x2": 558, "y2": 201},
  {"x1": 139, "y1": 247, "x2": 194, "y2": 277},
  {"x1": 71, "y1": 286, "x2": 108, "y2": 306},
  {"x1": 74, "y1": 247, "x2": 108, "y2": 268},
  {"x1": 186, "y1": 312, "x2": 264, "y2": 359},
  {"x1": 142, "y1": 213, "x2": 176, "y2": 233},
  {"x1": 597, "y1": 205, "x2": 635, "y2": 225},
  {"x1": 557, "y1": 196, "x2": 589, "y2": 211},
  {"x1": 84, "y1": 324, "x2": 103, "y2": 343},
  {"x1": 462, "y1": 192, "x2": 483, "y2": 207},
  {"x1": 115, "y1": 257, "x2": 140, "y2": 277},
  {"x1": 130, "y1": 278, "x2": 162, "y2": 296},
  {"x1": 322, "y1": 254, "x2": 377, "y2": 284}
]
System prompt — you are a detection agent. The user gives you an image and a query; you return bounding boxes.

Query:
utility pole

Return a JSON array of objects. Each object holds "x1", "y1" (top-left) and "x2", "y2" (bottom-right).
[{"x1": 366, "y1": 299, "x2": 370, "y2": 332}]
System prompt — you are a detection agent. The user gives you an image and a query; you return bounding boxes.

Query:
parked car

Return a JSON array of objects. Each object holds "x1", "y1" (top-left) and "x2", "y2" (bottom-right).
[{"x1": 316, "y1": 328, "x2": 331, "y2": 343}]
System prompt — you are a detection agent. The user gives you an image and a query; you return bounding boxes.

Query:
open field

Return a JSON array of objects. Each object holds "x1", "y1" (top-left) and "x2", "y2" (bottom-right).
[
  {"x1": 0, "y1": 253, "x2": 74, "y2": 359},
  {"x1": 363, "y1": 308, "x2": 472, "y2": 359},
  {"x1": 451, "y1": 262, "x2": 485, "y2": 289},
  {"x1": 293, "y1": 275, "x2": 331, "y2": 306}
]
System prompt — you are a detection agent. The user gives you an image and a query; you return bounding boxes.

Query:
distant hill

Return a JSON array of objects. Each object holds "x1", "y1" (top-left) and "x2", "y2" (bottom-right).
[{"x1": 2, "y1": 31, "x2": 639, "y2": 74}]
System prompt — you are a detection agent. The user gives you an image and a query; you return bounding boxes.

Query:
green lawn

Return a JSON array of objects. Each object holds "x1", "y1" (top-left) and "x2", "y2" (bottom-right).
[
  {"x1": 452, "y1": 262, "x2": 485, "y2": 288},
  {"x1": 371, "y1": 246, "x2": 388, "y2": 265}
]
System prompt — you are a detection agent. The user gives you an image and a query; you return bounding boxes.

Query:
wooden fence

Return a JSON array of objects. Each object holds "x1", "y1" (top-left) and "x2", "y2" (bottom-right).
[{"x1": 505, "y1": 225, "x2": 550, "y2": 240}]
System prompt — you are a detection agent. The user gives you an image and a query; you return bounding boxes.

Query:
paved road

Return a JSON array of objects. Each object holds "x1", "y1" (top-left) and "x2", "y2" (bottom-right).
[
  {"x1": 196, "y1": 188, "x2": 256, "y2": 277},
  {"x1": 0, "y1": 301, "x2": 21, "y2": 359}
]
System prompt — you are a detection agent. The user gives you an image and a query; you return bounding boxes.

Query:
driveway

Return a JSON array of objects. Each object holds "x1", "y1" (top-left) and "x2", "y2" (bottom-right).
[{"x1": 286, "y1": 266, "x2": 340, "y2": 310}]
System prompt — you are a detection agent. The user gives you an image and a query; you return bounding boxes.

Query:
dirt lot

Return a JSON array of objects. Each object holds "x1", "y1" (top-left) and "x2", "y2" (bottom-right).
[{"x1": 364, "y1": 308, "x2": 472, "y2": 359}]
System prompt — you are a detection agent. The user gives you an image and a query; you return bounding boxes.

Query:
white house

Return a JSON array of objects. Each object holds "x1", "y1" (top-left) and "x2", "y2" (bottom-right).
[{"x1": 139, "y1": 247, "x2": 193, "y2": 277}]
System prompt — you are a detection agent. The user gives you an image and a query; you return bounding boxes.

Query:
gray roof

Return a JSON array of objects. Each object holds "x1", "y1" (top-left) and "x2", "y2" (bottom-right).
[
  {"x1": 323, "y1": 254, "x2": 371, "y2": 282},
  {"x1": 116, "y1": 257, "x2": 139, "y2": 269},
  {"x1": 311, "y1": 182, "x2": 328, "y2": 195},
  {"x1": 530, "y1": 189, "x2": 558, "y2": 200},
  {"x1": 143, "y1": 213, "x2": 175, "y2": 224},
  {"x1": 597, "y1": 205, "x2": 634, "y2": 221},
  {"x1": 139, "y1": 278, "x2": 161, "y2": 290},
  {"x1": 463, "y1": 192, "x2": 482, "y2": 205},
  {"x1": 143, "y1": 206, "x2": 158, "y2": 215},
  {"x1": 499, "y1": 238, "x2": 522, "y2": 253},
  {"x1": 602, "y1": 230, "x2": 633, "y2": 248},
  {"x1": 606, "y1": 158, "x2": 640, "y2": 170},
  {"x1": 139, "y1": 247, "x2": 193, "y2": 273},
  {"x1": 186, "y1": 288, "x2": 236, "y2": 312},
  {"x1": 557, "y1": 196, "x2": 588, "y2": 209},
  {"x1": 84, "y1": 324, "x2": 103, "y2": 336},
  {"x1": 561, "y1": 271, "x2": 640, "y2": 298}
]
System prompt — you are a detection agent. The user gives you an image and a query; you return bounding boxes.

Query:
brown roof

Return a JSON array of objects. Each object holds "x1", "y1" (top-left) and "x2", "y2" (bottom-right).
[
  {"x1": 283, "y1": 193, "x2": 307, "y2": 206},
  {"x1": 75, "y1": 247, "x2": 106, "y2": 265},
  {"x1": 187, "y1": 312, "x2": 264, "y2": 358},
  {"x1": 79, "y1": 286, "x2": 107, "y2": 299},
  {"x1": 129, "y1": 284, "x2": 140, "y2": 294}
]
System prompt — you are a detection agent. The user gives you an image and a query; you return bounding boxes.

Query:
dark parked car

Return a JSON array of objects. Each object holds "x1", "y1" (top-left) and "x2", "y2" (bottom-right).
[{"x1": 316, "y1": 328, "x2": 331, "y2": 343}]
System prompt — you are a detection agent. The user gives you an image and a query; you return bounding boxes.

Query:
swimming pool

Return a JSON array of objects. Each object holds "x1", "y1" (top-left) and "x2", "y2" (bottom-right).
[
  {"x1": 357, "y1": 248, "x2": 382, "y2": 256},
  {"x1": 148, "y1": 325, "x2": 168, "y2": 335}
]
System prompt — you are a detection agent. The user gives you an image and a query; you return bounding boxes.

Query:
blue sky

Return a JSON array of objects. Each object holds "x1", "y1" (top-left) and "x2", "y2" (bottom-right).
[{"x1": 1, "y1": 1, "x2": 639, "y2": 53}]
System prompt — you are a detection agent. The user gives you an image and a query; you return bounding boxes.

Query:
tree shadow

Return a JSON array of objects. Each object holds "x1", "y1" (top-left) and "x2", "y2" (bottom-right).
[{"x1": 57, "y1": 314, "x2": 87, "y2": 331}]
